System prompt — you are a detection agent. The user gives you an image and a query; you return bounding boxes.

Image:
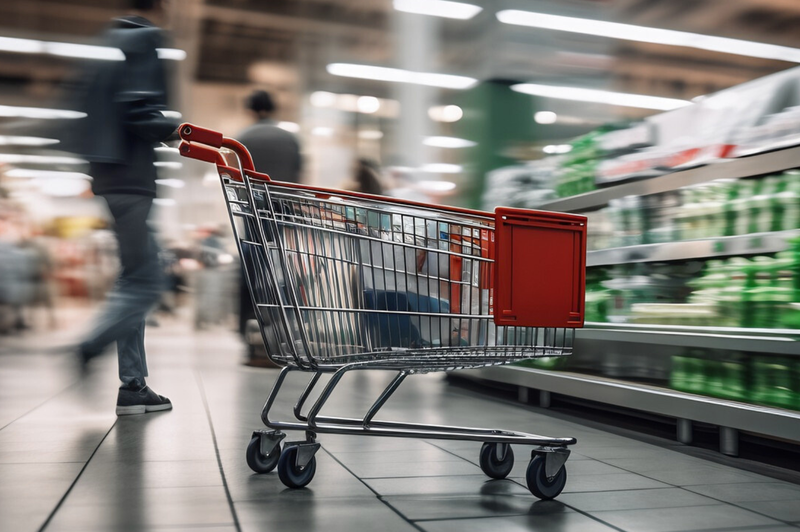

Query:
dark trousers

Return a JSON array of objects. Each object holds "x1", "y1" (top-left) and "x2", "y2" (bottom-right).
[{"x1": 80, "y1": 194, "x2": 163, "y2": 387}]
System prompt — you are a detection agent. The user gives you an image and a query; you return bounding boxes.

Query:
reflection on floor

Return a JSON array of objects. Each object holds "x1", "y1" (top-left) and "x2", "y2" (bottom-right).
[{"x1": 2, "y1": 320, "x2": 800, "y2": 532}]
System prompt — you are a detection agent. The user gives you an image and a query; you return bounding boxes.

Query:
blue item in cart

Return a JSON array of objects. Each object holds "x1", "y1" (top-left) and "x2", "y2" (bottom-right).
[{"x1": 363, "y1": 290, "x2": 450, "y2": 348}]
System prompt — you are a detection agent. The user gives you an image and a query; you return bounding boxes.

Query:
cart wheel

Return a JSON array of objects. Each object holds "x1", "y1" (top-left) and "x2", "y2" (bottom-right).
[
  {"x1": 479, "y1": 443, "x2": 515, "y2": 479},
  {"x1": 277, "y1": 445, "x2": 317, "y2": 488},
  {"x1": 246, "y1": 436, "x2": 281, "y2": 474},
  {"x1": 526, "y1": 455, "x2": 567, "y2": 500}
]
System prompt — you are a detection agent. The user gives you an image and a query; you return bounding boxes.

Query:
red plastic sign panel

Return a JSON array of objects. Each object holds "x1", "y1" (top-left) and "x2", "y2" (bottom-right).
[{"x1": 493, "y1": 207, "x2": 586, "y2": 329}]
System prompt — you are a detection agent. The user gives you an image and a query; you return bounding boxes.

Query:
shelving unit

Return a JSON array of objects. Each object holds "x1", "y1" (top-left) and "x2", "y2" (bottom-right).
[
  {"x1": 541, "y1": 145, "x2": 800, "y2": 212},
  {"x1": 468, "y1": 148, "x2": 800, "y2": 455},
  {"x1": 587, "y1": 230, "x2": 800, "y2": 266}
]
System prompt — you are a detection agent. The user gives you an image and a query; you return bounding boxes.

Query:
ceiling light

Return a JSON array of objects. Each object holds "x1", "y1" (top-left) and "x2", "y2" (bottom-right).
[
  {"x1": 496, "y1": 9, "x2": 800, "y2": 63},
  {"x1": 156, "y1": 48, "x2": 187, "y2": 61},
  {"x1": 357, "y1": 96, "x2": 381, "y2": 114},
  {"x1": 327, "y1": 63, "x2": 476, "y2": 90},
  {"x1": 312, "y1": 127, "x2": 334, "y2": 137},
  {"x1": 0, "y1": 104, "x2": 86, "y2": 119},
  {"x1": 310, "y1": 91, "x2": 337, "y2": 108},
  {"x1": 423, "y1": 136, "x2": 476, "y2": 148},
  {"x1": 534, "y1": 111, "x2": 558, "y2": 124},
  {"x1": 160, "y1": 110, "x2": 182, "y2": 119},
  {"x1": 359, "y1": 130, "x2": 384, "y2": 140},
  {"x1": 0, "y1": 154, "x2": 87, "y2": 164},
  {"x1": 512, "y1": 83, "x2": 691, "y2": 111},
  {"x1": 155, "y1": 178, "x2": 185, "y2": 188},
  {"x1": 154, "y1": 161, "x2": 183, "y2": 169},
  {"x1": 421, "y1": 163, "x2": 462, "y2": 173},
  {"x1": 0, "y1": 34, "x2": 185, "y2": 61},
  {"x1": 394, "y1": 0, "x2": 482, "y2": 20},
  {"x1": 277, "y1": 121, "x2": 300, "y2": 133},
  {"x1": 543, "y1": 144, "x2": 572, "y2": 154},
  {"x1": 35, "y1": 178, "x2": 91, "y2": 197},
  {"x1": 0, "y1": 36, "x2": 43, "y2": 54},
  {"x1": 418, "y1": 180, "x2": 457, "y2": 191},
  {"x1": 155, "y1": 146, "x2": 180, "y2": 154},
  {"x1": 5, "y1": 169, "x2": 91, "y2": 179},
  {"x1": 428, "y1": 105, "x2": 463, "y2": 122},
  {"x1": 0, "y1": 135, "x2": 59, "y2": 146},
  {"x1": 153, "y1": 198, "x2": 177, "y2": 206}
]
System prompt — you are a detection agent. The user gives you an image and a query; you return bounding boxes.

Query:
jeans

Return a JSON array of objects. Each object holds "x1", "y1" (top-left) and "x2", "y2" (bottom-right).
[{"x1": 80, "y1": 194, "x2": 164, "y2": 387}]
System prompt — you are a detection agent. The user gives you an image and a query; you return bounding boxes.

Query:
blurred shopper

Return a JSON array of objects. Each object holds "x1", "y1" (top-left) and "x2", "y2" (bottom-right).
[
  {"x1": 236, "y1": 90, "x2": 302, "y2": 339},
  {"x1": 238, "y1": 90, "x2": 302, "y2": 182},
  {"x1": 72, "y1": 0, "x2": 180, "y2": 415},
  {"x1": 342, "y1": 158, "x2": 385, "y2": 195}
]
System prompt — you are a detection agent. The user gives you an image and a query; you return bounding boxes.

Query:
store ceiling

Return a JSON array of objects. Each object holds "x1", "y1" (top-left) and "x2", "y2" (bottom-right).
[{"x1": 0, "y1": 0, "x2": 799, "y2": 115}]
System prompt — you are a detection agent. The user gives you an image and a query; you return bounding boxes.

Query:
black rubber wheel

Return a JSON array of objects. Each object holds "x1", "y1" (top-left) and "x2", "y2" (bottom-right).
[
  {"x1": 277, "y1": 445, "x2": 317, "y2": 488},
  {"x1": 526, "y1": 455, "x2": 567, "y2": 500},
  {"x1": 246, "y1": 436, "x2": 281, "y2": 474},
  {"x1": 479, "y1": 443, "x2": 515, "y2": 479}
]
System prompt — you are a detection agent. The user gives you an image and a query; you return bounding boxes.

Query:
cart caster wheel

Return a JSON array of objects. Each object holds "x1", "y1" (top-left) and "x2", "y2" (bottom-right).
[
  {"x1": 526, "y1": 455, "x2": 567, "y2": 500},
  {"x1": 277, "y1": 445, "x2": 317, "y2": 488},
  {"x1": 479, "y1": 443, "x2": 514, "y2": 479},
  {"x1": 246, "y1": 436, "x2": 281, "y2": 474}
]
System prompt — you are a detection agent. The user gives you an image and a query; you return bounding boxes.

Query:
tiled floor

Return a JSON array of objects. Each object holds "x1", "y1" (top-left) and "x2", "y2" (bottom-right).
[{"x1": 2, "y1": 319, "x2": 800, "y2": 532}]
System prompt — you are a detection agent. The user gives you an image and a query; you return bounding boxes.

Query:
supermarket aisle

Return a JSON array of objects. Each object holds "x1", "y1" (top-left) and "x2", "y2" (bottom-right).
[{"x1": 2, "y1": 322, "x2": 800, "y2": 532}]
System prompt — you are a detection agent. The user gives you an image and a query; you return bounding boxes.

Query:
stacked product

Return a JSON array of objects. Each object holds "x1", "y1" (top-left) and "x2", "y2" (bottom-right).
[
  {"x1": 481, "y1": 161, "x2": 557, "y2": 210},
  {"x1": 553, "y1": 132, "x2": 602, "y2": 198}
]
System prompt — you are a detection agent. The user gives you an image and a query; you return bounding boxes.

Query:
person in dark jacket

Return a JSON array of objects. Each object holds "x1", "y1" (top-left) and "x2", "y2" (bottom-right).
[
  {"x1": 236, "y1": 90, "x2": 302, "y2": 339},
  {"x1": 75, "y1": 0, "x2": 179, "y2": 416},
  {"x1": 237, "y1": 90, "x2": 302, "y2": 182}
]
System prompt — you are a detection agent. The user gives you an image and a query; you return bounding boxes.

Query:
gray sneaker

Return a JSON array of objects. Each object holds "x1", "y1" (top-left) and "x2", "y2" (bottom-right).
[{"x1": 116, "y1": 386, "x2": 173, "y2": 416}]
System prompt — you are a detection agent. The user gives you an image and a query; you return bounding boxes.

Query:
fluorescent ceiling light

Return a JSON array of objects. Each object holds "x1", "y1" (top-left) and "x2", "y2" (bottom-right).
[
  {"x1": 0, "y1": 36, "x2": 44, "y2": 54},
  {"x1": 0, "y1": 154, "x2": 87, "y2": 164},
  {"x1": 428, "y1": 105, "x2": 463, "y2": 122},
  {"x1": 534, "y1": 111, "x2": 557, "y2": 124},
  {"x1": 423, "y1": 136, "x2": 476, "y2": 148},
  {"x1": 0, "y1": 135, "x2": 59, "y2": 146},
  {"x1": 421, "y1": 163, "x2": 462, "y2": 173},
  {"x1": 277, "y1": 121, "x2": 300, "y2": 133},
  {"x1": 543, "y1": 144, "x2": 572, "y2": 154},
  {"x1": 35, "y1": 178, "x2": 90, "y2": 197},
  {"x1": 357, "y1": 96, "x2": 380, "y2": 114},
  {"x1": 310, "y1": 91, "x2": 337, "y2": 108},
  {"x1": 0, "y1": 34, "x2": 185, "y2": 61},
  {"x1": 312, "y1": 127, "x2": 334, "y2": 137},
  {"x1": 6, "y1": 169, "x2": 91, "y2": 179},
  {"x1": 153, "y1": 198, "x2": 177, "y2": 207},
  {"x1": 418, "y1": 180, "x2": 457, "y2": 191},
  {"x1": 394, "y1": 0, "x2": 482, "y2": 20},
  {"x1": 155, "y1": 178, "x2": 185, "y2": 188},
  {"x1": 0, "y1": 104, "x2": 86, "y2": 119},
  {"x1": 327, "y1": 63, "x2": 476, "y2": 90},
  {"x1": 359, "y1": 130, "x2": 384, "y2": 140},
  {"x1": 512, "y1": 83, "x2": 691, "y2": 110},
  {"x1": 496, "y1": 9, "x2": 800, "y2": 63},
  {"x1": 154, "y1": 161, "x2": 183, "y2": 169},
  {"x1": 155, "y1": 146, "x2": 180, "y2": 154},
  {"x1": 160, "y1": 110, "x2": 182, "y2": 119},
  {"x1": 157, "y1": 48, "x2": 187, "y2": 61}
]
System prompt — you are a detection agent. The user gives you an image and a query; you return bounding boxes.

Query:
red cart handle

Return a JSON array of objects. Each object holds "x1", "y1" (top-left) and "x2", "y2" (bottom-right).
[{"x1": 177, "y1": 123, "x2": 261, "y2": 177}]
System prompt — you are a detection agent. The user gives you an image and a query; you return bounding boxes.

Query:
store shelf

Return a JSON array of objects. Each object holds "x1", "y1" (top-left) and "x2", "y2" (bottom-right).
[
  {"x1": 587, "y1": 230, "x2": 800, "y2": 267},
  {"x1": 580, "y1": 322, "x2": 800, "y2": 356},
  {"x1": 455, "y1": 365, "x2": 800, "y2": 444},
  {"x1": 541, "y1": 145, "x2": 800, "y2": 212}
]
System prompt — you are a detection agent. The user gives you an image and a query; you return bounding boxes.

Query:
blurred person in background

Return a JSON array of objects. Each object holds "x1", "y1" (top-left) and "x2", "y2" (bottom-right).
[
  {"x1": 71, "y1": 0, "x2": 180, "y2": 416},
  {"x1": 236, "y1": 90, "x2": 302, "y2": 340},
  {"x1": 238, "y1": 90, "x2": 302, "y2": 182},
  {"x1": 345, "y1": 158, "x2": 385, "y2": 196}
]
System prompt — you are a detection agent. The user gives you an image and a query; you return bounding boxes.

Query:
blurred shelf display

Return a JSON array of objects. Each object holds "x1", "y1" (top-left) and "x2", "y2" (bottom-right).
[
  {"x1": 541, "y1": 145, "x2": 800, "y2": 212},
  {"x1": 587, "y1": 230, "x2": 800, "y2": 266}
]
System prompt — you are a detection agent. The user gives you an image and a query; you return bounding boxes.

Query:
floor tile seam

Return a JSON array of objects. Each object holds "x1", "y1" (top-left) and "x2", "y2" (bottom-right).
[
  {"x1": 646, "y1": 524, "x2": 794, "y2": 532},
  {"x1": 0, "y1": 381, "x2": 78, "y2": 433},
  {"x1": 590, "y1": 502, "x2": 794, "y2": 526},
  {"x1": 591, "y1": 457, "x2": 800, "y2": 526},
  {"x1": 37, "y1": 420, "x2": 117, "y2": 532},
  {"x1": 422, "y1": 440, "x2": 484, "y2": 466},
  {"x1": 194, "y1": 369, "x2": 242, "y2": 532},
  {"x1": 321, "y1": 447, "x2": 426, "y2": 532}
]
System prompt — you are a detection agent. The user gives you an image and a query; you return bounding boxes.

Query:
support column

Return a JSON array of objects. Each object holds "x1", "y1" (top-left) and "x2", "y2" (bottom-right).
[
  {"x1": 539, "y1": 390, "x2": 551, "y2": 409},
  {"x1": 677, "y1": 419, "x2": 693, "y2": 444},
  {"x1": 720, "y1": 427, "x2": 739, "y2": 456},
  {"x1": 517, "y1": 386, "x2": 529, "y2": 404}
]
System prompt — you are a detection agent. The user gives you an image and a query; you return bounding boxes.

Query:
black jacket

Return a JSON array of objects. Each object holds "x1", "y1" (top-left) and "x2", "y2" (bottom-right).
[{"x1": 76, "y1": 16, "x2": 179, "y2": 197}]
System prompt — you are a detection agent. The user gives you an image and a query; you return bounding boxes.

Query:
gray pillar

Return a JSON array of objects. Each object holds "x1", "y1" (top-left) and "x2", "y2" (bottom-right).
[
  {"x1": 539, "y1": 390, "x2": 551, "y2": 409},
  {"x1": 720, "y1": 427, "x2": 739, "y2": 456},
  {"x1": 517, "y1": 386, "x2": 529, "y2": 403},
  {"x1": 677, "y1": 419, "x2": 692, "y2": 444}
]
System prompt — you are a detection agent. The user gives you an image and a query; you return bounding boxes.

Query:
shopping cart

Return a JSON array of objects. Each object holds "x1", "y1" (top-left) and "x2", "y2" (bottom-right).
[{"x1": 178, "y1": 124, "x2": 587, "y2": 500}]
